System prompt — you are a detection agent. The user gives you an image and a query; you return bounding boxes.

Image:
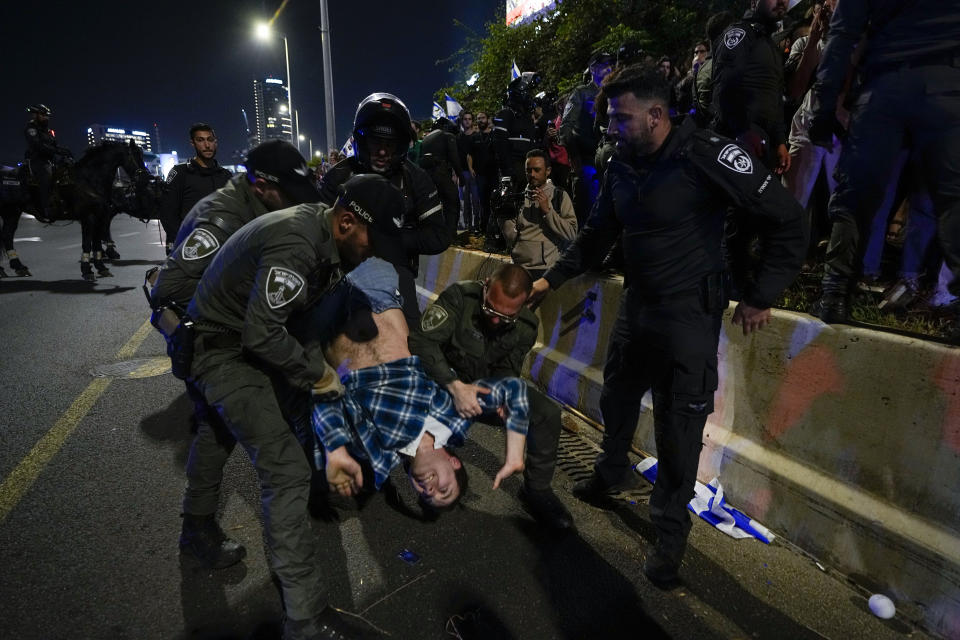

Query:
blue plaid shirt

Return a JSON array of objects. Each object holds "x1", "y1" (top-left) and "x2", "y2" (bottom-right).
[{"x1": 312, "y1": 356, "x2": 529, "y2": 488}]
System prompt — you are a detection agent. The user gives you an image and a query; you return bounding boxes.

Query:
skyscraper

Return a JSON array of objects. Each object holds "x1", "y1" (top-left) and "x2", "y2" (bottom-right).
[
  {"x1": 87, "y1": 124, "x2": 153, "y2": 151},
  {"x1": 252, "y1": 78, "x2": 293, "y2": 144}
]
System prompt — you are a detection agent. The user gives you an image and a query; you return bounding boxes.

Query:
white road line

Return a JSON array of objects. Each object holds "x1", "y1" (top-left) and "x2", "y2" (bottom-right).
[
  {"x1": 115, "y1": 232, "x2": 140, "y2": 238},
  {"x1": 13, "y1": 237, "x2": 42, "y2": 242},
  {"x1": 58, "y1": 243, "x2": 82, "y2": 250}
]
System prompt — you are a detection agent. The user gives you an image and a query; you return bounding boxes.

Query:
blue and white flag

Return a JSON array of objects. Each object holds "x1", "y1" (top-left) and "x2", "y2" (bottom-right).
[
  {"x1": 432, "y1": 101, "x2": 445, "y2": 120},
  {"x1": 445, "y1": 94, "x2": 463, "y2": 121},
  {"x1": 511, "y1": 60, "x2": 521, "y2": 80},
  {"x1": 340, "y1": 135, "x2": 354, "y2": 158},
  {"x1": 635, "y1": 457, "x2": 776, "y2": 544}
]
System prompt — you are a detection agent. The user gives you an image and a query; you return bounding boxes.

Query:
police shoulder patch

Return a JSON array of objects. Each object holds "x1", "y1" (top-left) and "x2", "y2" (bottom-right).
[
  {"x1": 717, "y1": 143, "x2": 753, "y2": 175},
  {"x1": 180, "y1": 228, "x2": 220, "y2": 261},
  {"x1": 265, "y1": 266, "x2": 305, "y2": 309},
  {"x1": 27, "y1": 128, "x2": 38, "y2": 137},
  {"x1": 165, "y1": 168, "x2": 178, "y2": 183},
  {"x1": 421, "y1": 305, "x2": 449, "y2": 332},
  {"x1": 724, "y1": 27, "x2": 746, "y2": 49}
]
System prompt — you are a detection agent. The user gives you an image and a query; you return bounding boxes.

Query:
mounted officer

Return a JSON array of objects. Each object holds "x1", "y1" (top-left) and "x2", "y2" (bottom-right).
[{"x1": 24, "y1": 104, "x2": 72, "y2": 220}]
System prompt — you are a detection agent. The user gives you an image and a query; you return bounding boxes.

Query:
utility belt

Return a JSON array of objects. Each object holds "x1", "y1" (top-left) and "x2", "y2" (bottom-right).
[{"x1": 632, "y1": 272, "x2": 728, "y2": 314}]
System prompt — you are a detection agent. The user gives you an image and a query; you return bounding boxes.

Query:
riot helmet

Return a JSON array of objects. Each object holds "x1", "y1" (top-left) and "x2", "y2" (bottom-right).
[
  {"x1": 353, "y1": 92, "x2": 413, "y2": 174},
  {"x1": 26, "y1": 104, "x2": 52, "y2": 116},
  {"x1": 505, "y1": 72, "x2": 541, "y2": 114}
]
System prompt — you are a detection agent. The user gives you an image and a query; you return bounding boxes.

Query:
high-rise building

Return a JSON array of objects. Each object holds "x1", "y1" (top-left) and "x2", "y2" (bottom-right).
[
  {"x1": 253, "y1": 77, "x2": 293, "y2": 144},
  {"x1": 86, "y1": 124, "x2": 153, "y2": 151}
]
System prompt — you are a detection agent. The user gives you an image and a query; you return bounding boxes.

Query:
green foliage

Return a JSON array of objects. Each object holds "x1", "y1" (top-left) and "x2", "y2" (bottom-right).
[{"x1": 436, "y1": 0, "x2": 737, "y2": 113}]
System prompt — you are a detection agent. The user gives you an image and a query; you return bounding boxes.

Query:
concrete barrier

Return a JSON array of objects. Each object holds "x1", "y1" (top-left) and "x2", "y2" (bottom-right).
[{"x1": 417, "y1": 247, "x2": 960, "y2": 638}]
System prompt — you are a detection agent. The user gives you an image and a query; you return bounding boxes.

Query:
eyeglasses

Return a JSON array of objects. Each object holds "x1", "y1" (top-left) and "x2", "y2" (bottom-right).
[{"x1": 481, "y1": 284, "x2": 520, "y2": 324}]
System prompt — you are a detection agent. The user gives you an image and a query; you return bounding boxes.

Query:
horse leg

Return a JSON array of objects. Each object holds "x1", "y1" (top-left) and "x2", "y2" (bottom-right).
[
  {"x1": 80, "y1": 214, "x2": 95, "y2": 282},
  {"x1": 103, "y1": 212, "x2": 120, "y2": 260},
  {"x1": 2, "y1": 205, "x2": 30, "y2": 276},
  {"x1": 91, "y1": 211, "x2": 113, "y2": 278}
]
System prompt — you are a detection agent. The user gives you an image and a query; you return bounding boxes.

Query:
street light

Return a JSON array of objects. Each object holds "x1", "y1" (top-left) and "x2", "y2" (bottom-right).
[
  {"x1": 299, "y1": 134, "x2": 312, "y2": 158},
  {"x1": 254, "y1": 21, "x2": 298, "y2": 151}
]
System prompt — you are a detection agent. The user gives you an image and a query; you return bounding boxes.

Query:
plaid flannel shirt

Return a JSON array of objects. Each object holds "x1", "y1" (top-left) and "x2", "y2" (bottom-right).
[{"x1": 312, "y1": 356, "x2": 529, "y2": 488}]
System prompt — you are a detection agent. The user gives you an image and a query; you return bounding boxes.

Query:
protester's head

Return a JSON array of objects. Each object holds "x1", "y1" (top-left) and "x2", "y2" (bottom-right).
[
  {"x1": 481, "y1": 264, "x2": 532, "y2": 331},
  {"x1": 244, "y1": 140, "x2": 320, "y2": 211},
  {"x1": 692, "y1": 41, "x2": 709, "y2": 66},
  {"x1": 189, "y1": 123, "x2": 218, "y2": 162},
  {"x1": 589, "y1": 51, "x2": 615, "y2": 87},
  {"x1": 599, "y1": 63, "x2": 673, "y2": 157},
  {"x1": 524, "y1": 149, "x2": 551, "y2": 188},
  {"x1": 460, "y1": 111, "x2": 474, "y2": 132},
  {"x1": 753, "y1": 0, "x2": 788, "y2": 22},
  {"x1": 656, "y1": 56, "x2": 672, "y2": 79},
  {"x1": 476, "y1": 111, "x2": 490, "y2": 131},
  {"x1": 352, "y1": 92, "x2": 413, "y2": 175},
  {"x1": 332, "y1": 173, "x2": 404, "y2": 268},
  {"x1": 407, "y1": 445, "x2": 468, "y2": 509}
]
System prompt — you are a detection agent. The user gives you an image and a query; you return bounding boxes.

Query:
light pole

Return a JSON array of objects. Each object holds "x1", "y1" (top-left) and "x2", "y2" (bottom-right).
[
  {"x1": 319, "y1": 0, "x2": 336, "y2": 153},
  {"x1": 299, "y1": 134, "x2": 312, "y2": 158},
  {"x1": 255, "y1": 22, "x2": 297, "y2": 151}
]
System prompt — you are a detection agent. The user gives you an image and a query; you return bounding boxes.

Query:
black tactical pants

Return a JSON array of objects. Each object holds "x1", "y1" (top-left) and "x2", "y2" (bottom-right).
[
  {"x1": 596, "y1": 289, "x2": 721, "y2": 550},
  {"x1": 822, "y1": 60, "x2": 960, "y2": 296},
  {"x1": 523, "y1": 383, "x2": 563, "y2": 491},
  {"x1": 190, "y1": 341, "x2": 327, "y2": 622}
]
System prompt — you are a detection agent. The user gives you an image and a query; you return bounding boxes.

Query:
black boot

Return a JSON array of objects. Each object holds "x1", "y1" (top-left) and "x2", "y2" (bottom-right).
[
  {"x1": 518, "y1": 485, "x2": 574, "y2": 530},
  {"x1": 9, "y1": 258, "x2": 31, "y2": 277},
  {"x1": 179, "y1": 514, "x2": 246, "y2": 569},
  {"x1": 80, "y1": 261, "x2": 95, "y2": 282},
  {"x1": 643, "y1": 537, "x2": 687, "y2": 589},
  {"x1": 104, "y1": 244, "x2": 121, "y2": 261},
  {"x1": 809, "y1": 293, "x2": 849, "y2": 324},
  {"x1": 93, "y1": 254, "x2": 112, "y2": 277},
  {"x1": 570, "y1": 470, "x2": 623, "y2": 504}
]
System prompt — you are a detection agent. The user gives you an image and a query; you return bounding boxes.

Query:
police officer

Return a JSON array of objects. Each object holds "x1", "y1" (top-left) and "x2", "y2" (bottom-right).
[
  {"x1": 560, "y1": 52, "x2": 614, "y2": 225},
  {"x1": 150, "y1": 140, "x2": 320, "y2": 570},
  {"x1": 493, "y1": 73, "x2": 540, "y2": 190},
  {"x1": 320, "y1": 93, "x2": 447, "y2": 325},
  {"x1": 157, "y1": 123, "x2": 231, "y2": 254},
  {"x1": 529, "y1": 64, "x2": 805, "y2": 586},
  {"x1": 711, "y1": 0, "x2": 790, "y2": 174},
  {"x1": 24, "y1": 104, "x2": 71, "y2": 220},
  {"x1": 808, "y1": 0, "x2": 960, "y2": 325},
  {"x1": 185, "y1": 174, "x2": 403, "y2": 639},
  {"x1": 409, "y1": 263, "x2": 574, "y2": 530},
  {"x1": 419, "y1": 117, "x2": 463, "y2": 238}
]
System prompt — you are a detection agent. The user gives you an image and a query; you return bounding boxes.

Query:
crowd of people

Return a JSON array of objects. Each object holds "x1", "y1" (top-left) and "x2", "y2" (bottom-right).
[{"x1": 29, "y1": 0, "x2": 953, "y2": 637}]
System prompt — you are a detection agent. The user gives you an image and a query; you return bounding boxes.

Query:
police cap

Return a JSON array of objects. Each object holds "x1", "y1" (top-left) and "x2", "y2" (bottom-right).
[
  {"x1": 244, "y1": 140, "x2": 320, "y2": 204},
  {"x1": 336, "y1": 174, "x2": 404, "y2": 256}
]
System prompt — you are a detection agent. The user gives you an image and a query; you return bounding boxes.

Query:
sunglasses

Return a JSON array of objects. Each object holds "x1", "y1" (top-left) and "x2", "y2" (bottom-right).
[{"x1": 481, "y1": 284, "x2": 520, "y2": 324}]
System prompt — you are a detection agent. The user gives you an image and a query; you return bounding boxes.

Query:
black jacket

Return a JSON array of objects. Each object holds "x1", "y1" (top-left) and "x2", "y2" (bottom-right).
[
  {"x1": 420, "y1": 129, "x2": 463, "y2": 175},
  {"x1": 24, "y1": 121, "x2": 68, "y2": 162},
  {"x1": 544, "y1": 119, "x2": 806, "y2": 310},
  {"x1": 157, "y1": 158, "x2": 231, "y2": 239},
  {"x1": 559, "y1": 82, "x2": 601, "y2": 160},
  {"x1": 492, "y1": 107, "x2": 537, "y2": 185},
  {"x1": 711, "y1": 11, "x2": 787, "y2": 147}
]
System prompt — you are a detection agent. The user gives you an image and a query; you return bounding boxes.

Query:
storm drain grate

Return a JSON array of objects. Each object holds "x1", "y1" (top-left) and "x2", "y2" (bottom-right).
[{"x1": 556, "y1": 427, "x2": 653, "y2": 504}]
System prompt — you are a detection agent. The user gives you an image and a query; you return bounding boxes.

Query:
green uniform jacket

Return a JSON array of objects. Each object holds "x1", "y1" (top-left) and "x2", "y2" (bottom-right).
[
  {"x1": 186, "y1": 204, "x2": 342, "y2": 391},
  {"x1": 408, "y1": 281, "x2": 539, "y2": 386},
  {"x1": 151, "y1": 173, "x2": 268, "y2": 308}
]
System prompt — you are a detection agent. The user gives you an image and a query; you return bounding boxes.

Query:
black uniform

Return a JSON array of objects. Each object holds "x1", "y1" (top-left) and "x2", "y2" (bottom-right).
[
  {"x1": 492, "y1": 106, "x2": 536, "y2": 188},
  {"x1": 185, "y1": 203, "x2": 345, "y2": 625},
  {"x1": 24, "y1": 120, "x2": 69, "y2": 215},
  {"x1": 419, "y1": 128, "x2": 463, "y2": 237},
  {"x1": 319, "y1": 157, "x2": 445, "y2": 324},
  {"x1": 711, "y1": 11, "x2": 787, "y2": 162},
  {"x1": 810, "y1": 0, "x2": 960, "y2": 302},
  {"x1": 544, "y1": 118, "x2": 805, "y2": 559},
  {"x1": 157, "y1": 158, "x2": 231, "y2": 249},
  {"x1": 408, "y1": 281, "x2": 563, "y2": 493},
  {"x1": 467, "y1": 127, "x2": 496, "y2": 233}
]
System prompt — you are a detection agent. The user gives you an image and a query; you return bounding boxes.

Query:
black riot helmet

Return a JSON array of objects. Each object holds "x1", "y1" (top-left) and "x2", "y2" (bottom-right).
[
  {"x1": 505, "y1": 72, "x2": 541, "y2": 115},
  {"x1": 26, "y1": 104, "x2": 52, "y2": 116},
  {"x1": 352, "y1": 92, "x2": 413, "y2": 174}
]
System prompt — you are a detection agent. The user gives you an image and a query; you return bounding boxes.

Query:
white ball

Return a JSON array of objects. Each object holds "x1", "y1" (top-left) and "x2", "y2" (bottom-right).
[{"x1": 868, "y1": 594, "x2": 896, "y2": 619}]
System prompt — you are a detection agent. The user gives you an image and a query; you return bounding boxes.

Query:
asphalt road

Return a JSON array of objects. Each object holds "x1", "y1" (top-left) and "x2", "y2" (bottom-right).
[{"x1": 0, "y1": 214, "x2": 929, "y2": 639}]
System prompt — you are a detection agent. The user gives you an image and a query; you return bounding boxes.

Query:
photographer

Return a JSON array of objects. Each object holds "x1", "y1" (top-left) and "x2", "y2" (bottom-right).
[{"x1": 500, "y1": 149, "x2": 577, "y2": 279}]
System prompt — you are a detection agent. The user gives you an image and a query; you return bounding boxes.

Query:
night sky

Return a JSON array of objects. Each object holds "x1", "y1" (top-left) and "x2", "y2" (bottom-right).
[{"x1": 1, "y1": 1, "x2": 499, "y2": 163}]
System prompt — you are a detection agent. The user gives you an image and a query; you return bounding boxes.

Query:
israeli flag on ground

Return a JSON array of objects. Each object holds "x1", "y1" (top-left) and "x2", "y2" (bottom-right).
[
  {"x1": 445, "y1": 94, "x2": 463, "y2": 122},
  {"x1": 511, "y1": 60, "x2": 521, "y2": 80},
  {"x1": 340, "y1": 136, "x2": 355, "y2": 158},
  {"x1": 635, "y1": 457, "x2": 776, "y2": 544},
  {"x1": 432, "y1": 101, "x2": 446, "y2": 120}
]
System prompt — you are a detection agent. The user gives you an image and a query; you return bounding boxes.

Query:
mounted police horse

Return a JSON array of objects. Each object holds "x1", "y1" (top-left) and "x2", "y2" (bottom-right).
[{"x1": 0, "y1": 139, "x2": 158, "y2": 281}]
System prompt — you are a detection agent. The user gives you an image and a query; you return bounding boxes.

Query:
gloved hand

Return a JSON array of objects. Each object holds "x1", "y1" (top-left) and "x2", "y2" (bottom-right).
[
  {"x1": 809, "y1": 113, "x2": 841, "y2": 151},
  {"x1": 312, "y1": 364, "x2": 345, "y2": 401}
]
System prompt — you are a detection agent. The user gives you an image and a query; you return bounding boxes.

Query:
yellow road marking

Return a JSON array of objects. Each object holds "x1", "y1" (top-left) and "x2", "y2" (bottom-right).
[{"x1": 0, "y1": 319, "x2": 154, "y2": 523}]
